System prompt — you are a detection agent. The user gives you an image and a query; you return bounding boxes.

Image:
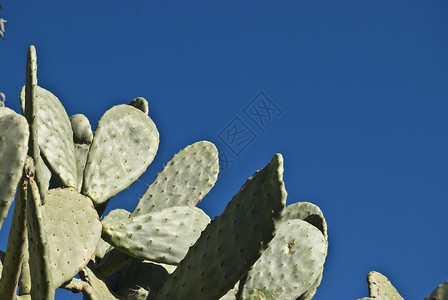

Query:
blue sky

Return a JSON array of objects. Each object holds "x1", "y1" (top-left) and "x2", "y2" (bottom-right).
[{"x1": 1, "y1": 1, "x2": 448, "y2": 299}]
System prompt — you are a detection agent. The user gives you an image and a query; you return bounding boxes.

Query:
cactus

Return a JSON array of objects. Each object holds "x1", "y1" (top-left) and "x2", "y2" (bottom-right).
[
  {"x1": 425, "y1": 279, "x2": 448, "y2": 300},
  {"x1": 0, "y1": 46, "x2": 330, "y2": 299},
  {"x1": 358, "y1": 271, "x2": 404, "y2": 300}
]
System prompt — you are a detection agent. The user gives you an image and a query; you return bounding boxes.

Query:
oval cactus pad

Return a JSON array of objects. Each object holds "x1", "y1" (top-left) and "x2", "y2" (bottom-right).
[
  {"x1": 20, "y1": 86, "x2": 77, "y2": 188},
  {"x1": 0, "y1": 113, "x2": 29, "y2": 230},
  {"x1": 240, "y1": 219, "x2": 327, "y2": 300},
  {"x1": 82, "y1": 105, "x2": 159, "y2": 205},
  {"x1": 42, "y1": 188, "x2": 101, "y2": 288},
  {"x1": 283, "y1": 202, "x2": 328, "y2": 239},
  {"x1": 102, "y1": 206, "x2": 210, "y2": 265},
  {"x1": 132, "y1": 141, "x2": 219, "y2": 216}
]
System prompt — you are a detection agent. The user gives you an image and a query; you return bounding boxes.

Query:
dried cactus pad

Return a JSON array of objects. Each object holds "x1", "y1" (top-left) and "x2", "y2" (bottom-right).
[
  {"x1": 102, "y1": 206, "x2": 210, "y2": 265},
  {"x1": 132, "y1": 141, "x2": 219, "y2": 216},
  {"x1": 82, "y1": 104, "x2": 159, "y2": 205},
  {"x1": 157, "y1": 154, "x2": 287, "y2": 300},
  {"x1": 20, "y1": 86, "x2": 77, "y2": 188},
  {"x1": 0, "y1": 112, "x2": 29, "y2": 230},
  {"x1": 42, "y1": 187, "x2": 101, "y2": 288},
  {"x1": 239, "y1": 219, "x2": 327, "y2": 300}
]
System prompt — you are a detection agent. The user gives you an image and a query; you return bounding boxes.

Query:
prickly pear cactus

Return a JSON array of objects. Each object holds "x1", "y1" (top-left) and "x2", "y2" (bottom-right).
[
  {"x1": 358, "y1": 271, "x2": 404, "y2": 300},
  {"x1": 0, "y1": 46, "x2": 330, "y2": 300}
]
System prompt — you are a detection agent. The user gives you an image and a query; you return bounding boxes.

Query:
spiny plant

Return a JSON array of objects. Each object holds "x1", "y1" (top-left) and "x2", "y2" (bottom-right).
[{"x1": 0, "y1": 46, "x2": 329, "y2": 299}]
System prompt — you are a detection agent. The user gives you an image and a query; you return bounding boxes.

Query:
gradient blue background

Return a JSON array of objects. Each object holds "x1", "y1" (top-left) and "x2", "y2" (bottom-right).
[{"x1": 1, "y1": 1, "x2": 447, "y2": 299}]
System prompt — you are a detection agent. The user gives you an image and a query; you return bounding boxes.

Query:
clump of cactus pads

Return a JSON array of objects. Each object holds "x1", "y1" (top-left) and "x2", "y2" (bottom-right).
[
  {"x1": 0, "y1": 45, "x2": 330, "y2": 300},
  {"x1": 237, "y1": 202, "x2": 328, "y2": 300}
]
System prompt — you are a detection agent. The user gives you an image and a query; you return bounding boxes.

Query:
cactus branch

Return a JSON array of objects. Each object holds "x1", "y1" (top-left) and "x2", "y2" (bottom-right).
[
  {"x1": 61, "y1": 278, "x2": 96, "y2": 298},
  {"x1": 0, "y1": 157, "x2": 32, "y2": 299}
]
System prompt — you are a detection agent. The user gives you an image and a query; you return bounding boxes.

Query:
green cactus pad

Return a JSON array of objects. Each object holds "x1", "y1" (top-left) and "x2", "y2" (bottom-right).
[
  {"x1": 102, "y1": 208, "x2": 131, "y2": 224},
  {"x1": 157, "y1": 154, "x2": 287, "y2": 300},
  {"x1": 358, "y1": 271, "x2": 404, "y2": 300},
  {"x1": 425, "y1": 279, "x2": 448, "y2": 300},
  {"x1": 27, "y1": 178, "x2": 54, "y2": 300},
  {"x1": 219, "y1": 282, "x2": 239, "y2": 300},
  {"x1": 70, "y1": 114, "x2": 94, "y2": 191},
  {"x1": 19, "y1": 87, "x2": 51, "y2": 199},
  {"x1": 282, "y1": 203, "x2": 328, "y2": 299},
  {"x1": 102, "y1": 206, "x2": 210, "y2": 265},
  {"x1": 74, "y1": 143, "x2": 90, "y2": 192},
  {"x1": 0, "y1": 113, "x2": 29, "y2": 231},
  {"x1": 18, "y1": 246, "x2": 32, "y2": 296},
  {"x1": 97, "y1": 248, "x2": 132, "y2": 278},
  {"x1": 84, "y1": 262, "x2": 121, "y2": 300},
  {"x1": 70, "y1": 114, "x2": 93, "y2": 144},
  {"x1": 239, "y1": 219, "x2": 327, "y2": 300},
  {"x1": 128, "y1": 97, "x2": 149, "y2": 115},
  {"x1": 0, "y1": 160, "x2": 30, "y2": 299},
  {"x1": 33, "y1": 152, "x2": 52, "y2": 199},
  {"x1": 82, "y1": 104, "x2": 159, "y2": 205},
  {"x1": 22, "y1": 45, "x2": 49, "y2": 201},
  {"x1": 132, "y1": 141, "x2": 219, "y2": 216},
  {"x1": 0, "y1": 106, "x2": 16, "y2": 118},
  {"x1": 96, "y1": 209, "x2": 131, "y2": 260},
  {"x1": 118, "y1": 259, "x2": 169, "y2": 298},
  {"x1": 20, "y1": 85, "x2": 77, "y2": 188},
  {"x1": 283, "y1": 201, "x2": 328, "y2": 239},
  {"x1": 41, "y1": 187, "x2": 102, "y2": 288},
  {"x1": 297, "y1": 272, "x2": 323, "y2": 300}
]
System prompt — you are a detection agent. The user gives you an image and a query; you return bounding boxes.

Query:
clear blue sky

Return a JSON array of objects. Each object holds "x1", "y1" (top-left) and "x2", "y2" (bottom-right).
[{"x1": 1, "y1": 1, "x2": 448, "y2": 299}]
